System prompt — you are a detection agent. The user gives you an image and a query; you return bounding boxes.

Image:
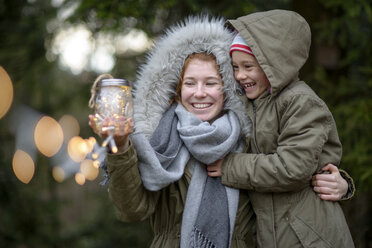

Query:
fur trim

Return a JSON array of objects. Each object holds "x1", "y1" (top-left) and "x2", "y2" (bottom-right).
[{"x1": 132, "y1": 16, "x2": 251, "y2": 139}]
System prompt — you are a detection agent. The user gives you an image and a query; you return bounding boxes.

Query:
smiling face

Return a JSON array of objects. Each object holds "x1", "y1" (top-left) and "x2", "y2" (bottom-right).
[
  {"x1": 231, "y1": 50, "x2": 270, "y2": 100},
  {"x1": 180, "y1": 57, "x2": 224, "y2": 122}
]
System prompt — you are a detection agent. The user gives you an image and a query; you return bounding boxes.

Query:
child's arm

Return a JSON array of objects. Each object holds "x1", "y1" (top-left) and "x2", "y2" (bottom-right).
[
  {"x1": 220, "y1": 94, "x2": 342, "y2": 192},
  {"x1": 208, "y1": 161, "x2": 354, "y2": 201}
]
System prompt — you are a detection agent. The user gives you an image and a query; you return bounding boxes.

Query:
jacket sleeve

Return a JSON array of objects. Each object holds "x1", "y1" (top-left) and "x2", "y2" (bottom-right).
[
  {"x1": 106, "y1": 141, "x2": 160, "y2": 222},
  {"x1": 221, "y1": 94, "x2": 342, "y2": 192},
  {"x1": 339, "y1": 169, "x2": 355, "y2": 200}
]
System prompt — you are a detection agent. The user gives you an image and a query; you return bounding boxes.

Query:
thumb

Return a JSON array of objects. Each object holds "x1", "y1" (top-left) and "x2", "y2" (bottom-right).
[{"x1": 322, "y1": 163, "x2": 338, "y2": 173}]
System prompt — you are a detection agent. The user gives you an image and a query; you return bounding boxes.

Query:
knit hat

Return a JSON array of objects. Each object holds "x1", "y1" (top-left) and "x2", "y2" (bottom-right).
[{"x1": 229, "y1": 33, "x2": 254, "y2": 56}]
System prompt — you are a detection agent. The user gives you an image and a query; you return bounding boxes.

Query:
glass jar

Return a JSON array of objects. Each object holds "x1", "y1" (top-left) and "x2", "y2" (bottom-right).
[{"x1": 92, "y1": 78, "x2": 133, "y2": 132}]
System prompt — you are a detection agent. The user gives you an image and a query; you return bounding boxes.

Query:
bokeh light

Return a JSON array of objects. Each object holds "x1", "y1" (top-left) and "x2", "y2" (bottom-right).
[
  {"x1": 52, "y1": 166, "x2": 65, "y2": 183},
  {"x1": 0, "y1": 66, "x2": 14, "y2": 119},
  {"x1": 59, "y1": 114, "x2": 80, "y2": 142},
  {"x1": 67, "y1": 136, "x2": 93, "y2": 162},
  {"x1": 34, "y1": 116, "x2": 64, "y2": 157},
  {"x1": 52, "y1": 25, "x2": 94, "y2": 74},
  {"x1": 88, "y1": 136, "x2": 96, "y2": 148},
  {"x1": 93, "y1": 160, "x2": 100, "y2": 169},
  {"x1": 75, "y1": 172, "x2": 85, "y2": 185},
  {"x1": 80, "y1": 159, "x2": 99, "y2": 181},
  {"x1": 12, "y1": 150, "x2": 35, "y2": 184}
]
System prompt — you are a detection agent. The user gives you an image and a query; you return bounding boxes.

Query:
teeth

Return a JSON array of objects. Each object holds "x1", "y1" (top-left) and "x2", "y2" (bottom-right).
[
  {"x1": 193, "y1": 103, "x2": 211, "y2": 108},
  {"x1": 242, "y1": 83, "x2": 255, "y2": 89}
]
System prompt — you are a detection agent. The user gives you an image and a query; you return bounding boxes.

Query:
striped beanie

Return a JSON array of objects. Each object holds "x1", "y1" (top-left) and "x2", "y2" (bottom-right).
[{"x1": 229, "y1": 33, "x2": 254, "y2": 56}]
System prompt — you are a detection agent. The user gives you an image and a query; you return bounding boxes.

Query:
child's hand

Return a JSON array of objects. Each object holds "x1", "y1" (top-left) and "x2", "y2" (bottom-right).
[
  {"x1": 312, "y1": 164, "x2": 348, "y2": 201},
  {"x1": 207, "y1": 158, "x2": 224, "y2": 177}
]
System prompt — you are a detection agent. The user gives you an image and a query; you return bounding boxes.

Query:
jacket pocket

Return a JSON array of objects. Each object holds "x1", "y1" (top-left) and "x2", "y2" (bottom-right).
[{"x1": 289, "y1": 215, "x2": 333, "y2": 248}]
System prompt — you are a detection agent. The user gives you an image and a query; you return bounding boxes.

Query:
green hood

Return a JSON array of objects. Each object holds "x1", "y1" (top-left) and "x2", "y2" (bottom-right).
[{"x1": 227, "y1": 9, "x2": 311, "y2": 96}]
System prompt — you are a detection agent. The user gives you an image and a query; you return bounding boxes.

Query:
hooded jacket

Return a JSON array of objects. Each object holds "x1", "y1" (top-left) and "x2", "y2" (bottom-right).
[
  {"x1": 105, "y1": 17, "x2": 255, "y2": 247},
  {"x1": 222, "y1": 9, "x2": 354, "y2": 247}
]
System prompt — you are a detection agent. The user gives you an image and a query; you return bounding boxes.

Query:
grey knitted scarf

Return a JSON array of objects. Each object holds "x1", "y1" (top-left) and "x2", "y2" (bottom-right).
[{"x1": 130, "y1": 103, "x2": 243, "y2": 248}]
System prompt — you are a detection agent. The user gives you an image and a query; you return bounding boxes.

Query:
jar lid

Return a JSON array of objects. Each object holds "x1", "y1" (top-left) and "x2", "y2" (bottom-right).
[{"x1": 100, "y1": 78, "x2": 130, "y2": 87}]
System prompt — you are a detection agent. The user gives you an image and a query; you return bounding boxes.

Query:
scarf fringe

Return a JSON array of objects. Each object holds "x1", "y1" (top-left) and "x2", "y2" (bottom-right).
[{"x1": 190, "y1": 227, "x2": 217, "y2": 248}]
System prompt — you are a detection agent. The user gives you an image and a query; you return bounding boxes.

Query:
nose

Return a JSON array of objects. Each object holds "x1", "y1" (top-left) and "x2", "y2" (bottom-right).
[
  {"x1": 235, "y1": 69, "x2": 246, "y2": 81},
  {"x1": 194, "y1": 83, "x2": 207, "y2": 98}
]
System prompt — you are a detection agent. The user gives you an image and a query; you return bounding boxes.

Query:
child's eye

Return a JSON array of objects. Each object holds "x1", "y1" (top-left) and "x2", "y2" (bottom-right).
[
  {"x1": 244, "y1": 64, "x2": 254, "y2": 70},
  {"x1": 232, "y1": 65, "x2": 239, "y2": 71}
]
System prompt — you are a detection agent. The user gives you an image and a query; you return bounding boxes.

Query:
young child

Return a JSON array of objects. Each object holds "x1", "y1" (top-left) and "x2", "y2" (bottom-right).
[{"x1": 220, "y1": 9, "x2": 354, "y2": 247}]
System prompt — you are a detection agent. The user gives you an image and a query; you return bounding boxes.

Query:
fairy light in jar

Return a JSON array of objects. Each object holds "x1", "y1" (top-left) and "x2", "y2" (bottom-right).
[{"x1": 88, "y1": 75, "x2": 133, "y2": 154}]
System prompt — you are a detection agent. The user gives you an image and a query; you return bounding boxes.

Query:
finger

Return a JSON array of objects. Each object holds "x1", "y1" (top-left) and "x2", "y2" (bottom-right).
[
  {"x1": 313, "y1": 186, "x2": 336, "y2": 195},
  {"x1": 208, "y1": 171, "x2": 216, "y2": 177},
  {"x1": 311, "y1": 179, "x2": 316, "y2": 187},
  {"x1": 127, "y1": 117, "x2": 134, "y2": 127},
  {"x1": 115, "y1": 117, "x2": 127, "y2": 136},
  {"x1": 322, "y1": 163, "x2": 339, "y2": 173},
  {"x1": 321, "y1": 164, "x2": 332, "y2": 171},
  {"x1": 206, "y1": 164, "x2": 218, "y2": 172},
  {"x1": 125, "y1": 117, "x2": 135, "y2": 134},
  {"x1": 313, "y1": 179, "x2": 337, "y2": 189},
  {"x1": 109, "y1": 116, "x2": 117, "y2": 127},
  {"x1": 89, "y1": 115, "x2": 105, "y2": 136},
  {"x1": 88, "y1": 115, "x2": 96, "y2": 128},
  {"x1": 102, "y1": 117, "x2": 109, "y2": 126},
  {"x1": 313, "y1": 173, "x2": 337, "y2": 182},
  {"x1": 317, "y1": 193, "x2": 340, "y2": 201},
  {"x1": 327, "y1": 164, "x2": 339, "y2": 173},
  {"x1": 101, "y1": 117, "x2": 112, "y2": 135},
  {"x1": 208, "y1": 171, "x2": 221, "y2": 177}
]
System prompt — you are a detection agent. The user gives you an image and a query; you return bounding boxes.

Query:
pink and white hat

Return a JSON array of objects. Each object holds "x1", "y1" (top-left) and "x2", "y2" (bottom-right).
[{"x1": 229, "y1": 33, "x2": 254, "y2": 56}]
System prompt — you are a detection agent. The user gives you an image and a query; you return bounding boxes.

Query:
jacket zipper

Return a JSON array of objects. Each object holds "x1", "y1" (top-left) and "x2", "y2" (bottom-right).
[{"x1": 251, "y1": 100, "x2": 261, "y2": 153}]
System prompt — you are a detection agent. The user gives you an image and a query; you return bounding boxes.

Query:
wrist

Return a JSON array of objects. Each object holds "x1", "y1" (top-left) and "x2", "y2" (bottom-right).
[
  {"x1": 339, "y1": 169, "x2": 355, "y2": 200},
  {"x1": 117, "y1": 139, "x2": 130, "y2": 153}
]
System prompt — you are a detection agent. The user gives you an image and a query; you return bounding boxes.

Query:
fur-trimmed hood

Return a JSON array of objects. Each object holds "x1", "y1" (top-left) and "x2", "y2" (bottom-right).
[
  {"x1": 226, "y1": 10, "x2": 311, "y2": 97},
  {"x1": 132, "y1": 16, "x2": 251, "y2": 139}
]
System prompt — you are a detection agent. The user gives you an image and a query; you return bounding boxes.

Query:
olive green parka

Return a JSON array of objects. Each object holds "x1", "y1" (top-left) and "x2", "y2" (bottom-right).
[{"x1": 222, "y1": 10, "x2": 354, "y2": 248}]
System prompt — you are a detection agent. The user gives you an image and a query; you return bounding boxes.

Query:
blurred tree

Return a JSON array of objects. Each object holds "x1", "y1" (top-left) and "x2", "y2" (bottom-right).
[
  {"x1": 0, "y1": 0, "x2": 152, "y2": 247},
  {"x1": 305, "y1": 1, "x2": 372, "y2": 246},
  {"x1": 314, "y1": 0, "x2": 372, "y2": 187},
  {"x1": 0, "y1": 0, "x2": 61, "y2": 247}
]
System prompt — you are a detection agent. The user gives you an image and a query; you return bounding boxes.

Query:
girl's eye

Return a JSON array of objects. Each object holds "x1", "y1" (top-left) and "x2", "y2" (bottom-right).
[
  {"x1": 206, "y1": 81, "x2": 222, "y2": 87},
  {"x1": 232, "y1": 65, "x2": 239, "y2": 71},
  {"x1": 183, "y1": 81, "x2": 195, "y2": 86}
]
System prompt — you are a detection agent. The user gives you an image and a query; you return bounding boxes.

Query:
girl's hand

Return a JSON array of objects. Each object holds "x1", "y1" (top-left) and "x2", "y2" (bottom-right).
[
  {"x1": 312, "y1": 164, "x2": 348, "y2": 201},
  {"x1": 88, "y1": 115, "x2": 134, "y2": 152}
]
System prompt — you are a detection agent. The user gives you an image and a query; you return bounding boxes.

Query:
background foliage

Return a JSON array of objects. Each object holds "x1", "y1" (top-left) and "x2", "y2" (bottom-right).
[{"x1": 0, "y1": 0, "x2": 371, "y2": 247}]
